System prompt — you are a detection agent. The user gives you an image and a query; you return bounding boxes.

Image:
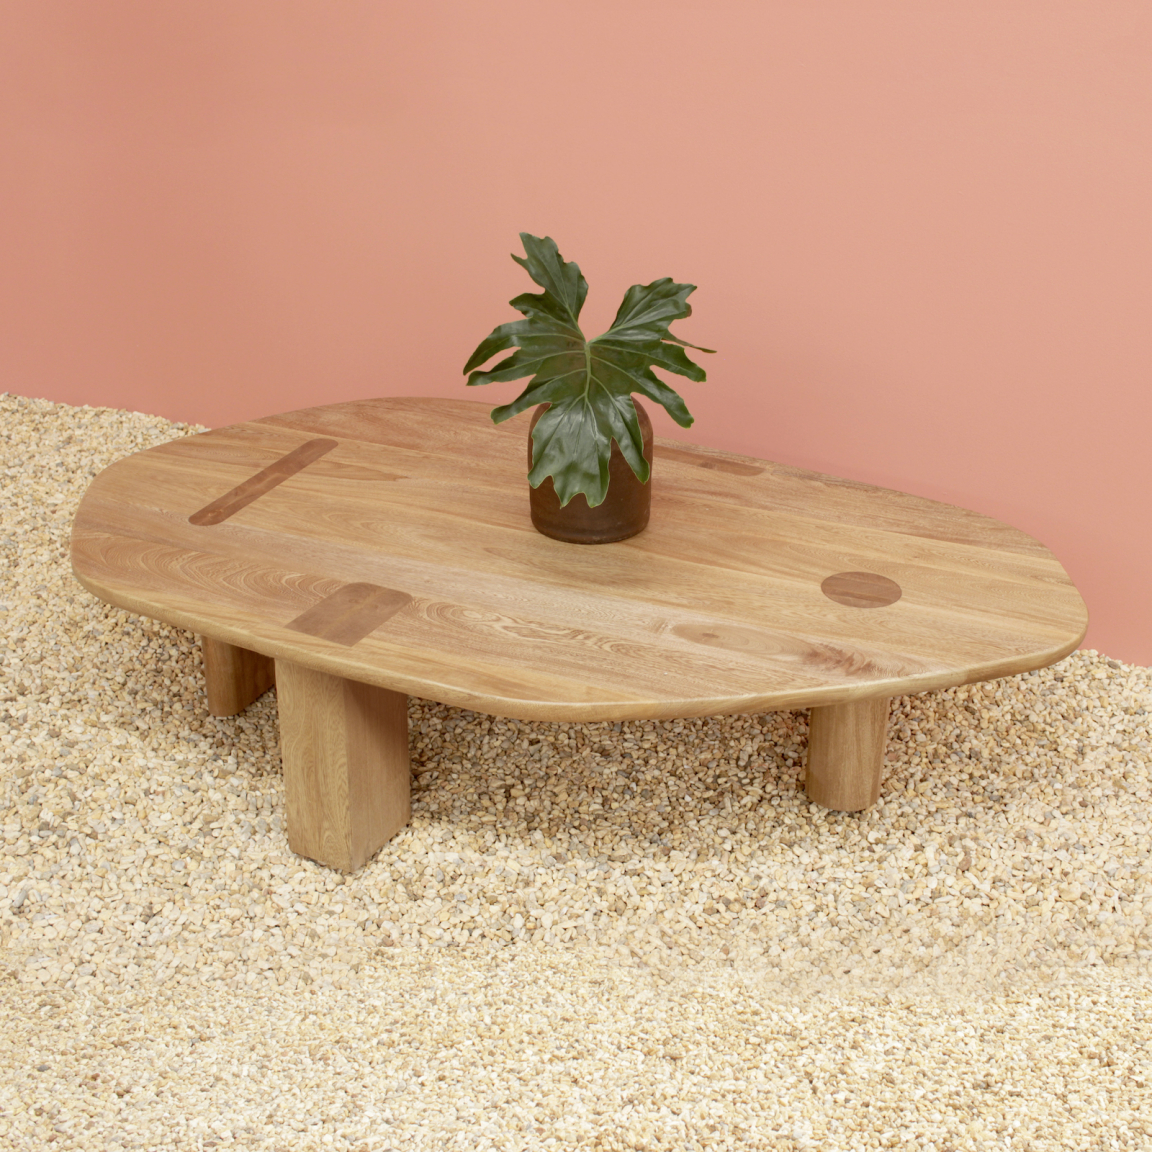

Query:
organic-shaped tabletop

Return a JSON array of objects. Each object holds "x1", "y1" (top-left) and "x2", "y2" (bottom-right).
[{"x1": 72, "y1": 396, "x2": 1087, "y2": 719}]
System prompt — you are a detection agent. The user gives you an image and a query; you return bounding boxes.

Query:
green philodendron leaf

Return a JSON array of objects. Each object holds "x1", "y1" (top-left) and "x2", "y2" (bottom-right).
[{"x1": 463, "y1": 233, "x2": 714, "y2": 508}]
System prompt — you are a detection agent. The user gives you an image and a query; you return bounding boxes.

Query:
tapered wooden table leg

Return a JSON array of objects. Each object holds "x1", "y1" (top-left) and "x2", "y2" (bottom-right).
[
  {"x1": 275, "y1": 659, "x2": 411, "y2": 872},
  {"x1": 200, "y1": 635, "x2": 275, "y2": 716},
  {"x1": 804, "y1": 696, "x2": 890, "y2": 811}
]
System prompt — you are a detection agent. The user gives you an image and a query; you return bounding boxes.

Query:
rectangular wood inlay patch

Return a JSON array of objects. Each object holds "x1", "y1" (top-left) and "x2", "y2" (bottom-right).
[
  {"x1": 285, "y1": 583, "x2": 412, "y2": 646},
  {"x1": 656, "y1": 446, "x2": 764, "y2": 477},
  {"x1": 189, "y1": 438, "x2": 338, "y2": 526}
]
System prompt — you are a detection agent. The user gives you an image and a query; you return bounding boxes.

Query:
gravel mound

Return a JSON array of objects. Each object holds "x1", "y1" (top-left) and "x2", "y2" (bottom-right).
[{"x1": 2, "y1": 392, "x2": 1150, "y2": 1150}]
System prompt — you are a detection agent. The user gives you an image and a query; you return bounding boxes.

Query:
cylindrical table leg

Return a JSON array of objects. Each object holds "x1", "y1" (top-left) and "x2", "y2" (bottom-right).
[
  {"x1": 805, "y1": 696, "x2": 890, "y2": 811},
  {"x1": 199, "y1": 635, "x2": 275, "y2": 716},
  {"x1": 276, "y1": 659, "x2": 411, "y2": 872}
]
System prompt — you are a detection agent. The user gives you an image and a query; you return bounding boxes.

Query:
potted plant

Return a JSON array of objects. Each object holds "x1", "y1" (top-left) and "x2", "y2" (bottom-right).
[{"x1": 463, "y1": 233, "x2": 713, "y2": 543}]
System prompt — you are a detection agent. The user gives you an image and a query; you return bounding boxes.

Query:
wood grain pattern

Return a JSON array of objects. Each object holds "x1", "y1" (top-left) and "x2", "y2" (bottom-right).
[
  {"x1": 656, "y1": 444, "x2": 765, "y2": 477},
  {"x1": 805, "y1": 697, "x2": 890, "y2": 810},
  {"x1": 286, "y1": 583, "x2": 412, "y2": 646},
  {"x1": 821, "y1": 571, "x2": 903, "y2": 609},
  {"x1": 277, "y1": 659, "x2": 410, "y2": 871},
  {"x1": 71, "y1": 397, "x2": 1088, "y2": 722},
  {"x1": 188, "y1": 437, "x2": 337, "y2": 525},
  {"x1": 199, "y1": 635, "x2": 275, "y2": 716}
]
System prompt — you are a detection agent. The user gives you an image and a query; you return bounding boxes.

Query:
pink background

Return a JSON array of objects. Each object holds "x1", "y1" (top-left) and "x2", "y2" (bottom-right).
[{"x1": 2, "y1": 2, "x2": 1150, "y2": 663}]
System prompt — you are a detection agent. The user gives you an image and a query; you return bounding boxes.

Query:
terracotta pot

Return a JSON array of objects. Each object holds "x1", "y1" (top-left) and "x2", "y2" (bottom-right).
[{"x1": 527, "y1": 401, "x2": 653, "y2": 544}]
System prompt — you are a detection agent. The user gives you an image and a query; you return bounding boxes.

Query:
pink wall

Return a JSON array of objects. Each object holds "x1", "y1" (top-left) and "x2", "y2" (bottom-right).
[{"x1": 3, "y1": 2, "x2": 1150, "y2": 664}]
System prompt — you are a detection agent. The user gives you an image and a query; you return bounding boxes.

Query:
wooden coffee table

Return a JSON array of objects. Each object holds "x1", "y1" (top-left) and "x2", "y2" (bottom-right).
[{"x1": 71, "y1": 397, "x2": 1087, "y2": 871}]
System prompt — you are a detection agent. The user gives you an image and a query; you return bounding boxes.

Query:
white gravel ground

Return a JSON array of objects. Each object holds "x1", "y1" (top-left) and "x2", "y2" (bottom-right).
[{"x1": 1, "y1": 392, "x2": 1150, "y2": 1150}]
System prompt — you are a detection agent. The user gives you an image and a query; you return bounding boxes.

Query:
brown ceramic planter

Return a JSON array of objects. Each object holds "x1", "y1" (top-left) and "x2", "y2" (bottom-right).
[{"x1": 528, "y1": 401, "x2": 653, "y2": 544}]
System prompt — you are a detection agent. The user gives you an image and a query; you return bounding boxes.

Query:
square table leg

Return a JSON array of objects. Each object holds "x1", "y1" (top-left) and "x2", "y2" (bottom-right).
[
  {"x1": 804, "y1": 696, "x2": 890, "y2": 811},
  {"x1": 199, "y1": 635, "x2": 275, "y2": 717},
  {"x1": 275, "y1": 659, "x2": 411, "y2": 872}
]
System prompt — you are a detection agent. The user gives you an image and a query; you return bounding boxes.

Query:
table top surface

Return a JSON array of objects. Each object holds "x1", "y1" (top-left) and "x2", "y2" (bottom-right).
[{"x1": 71, "y1": 396, "x2": 1088, "y2": 720}]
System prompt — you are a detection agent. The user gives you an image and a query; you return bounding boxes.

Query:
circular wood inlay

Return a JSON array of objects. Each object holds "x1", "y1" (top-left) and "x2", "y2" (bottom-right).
[{"x1": 821, "y1": 571, "x2": 902, "y2": 608}]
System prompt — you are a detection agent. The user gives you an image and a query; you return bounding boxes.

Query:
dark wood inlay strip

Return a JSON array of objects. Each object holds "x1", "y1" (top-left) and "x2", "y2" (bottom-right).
[
  {"x1": 657, "y1": 446, "x2": 764, "y2": 477},
  {"x1": 821, "y1": 571, "x2": 902, "y2": 609},
  {"x1": 286, "y1": 583, "x2": 413, "y2": 646},
  {"x1": 189, "y1": 438, "x2": 338, "y2": 526}
]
